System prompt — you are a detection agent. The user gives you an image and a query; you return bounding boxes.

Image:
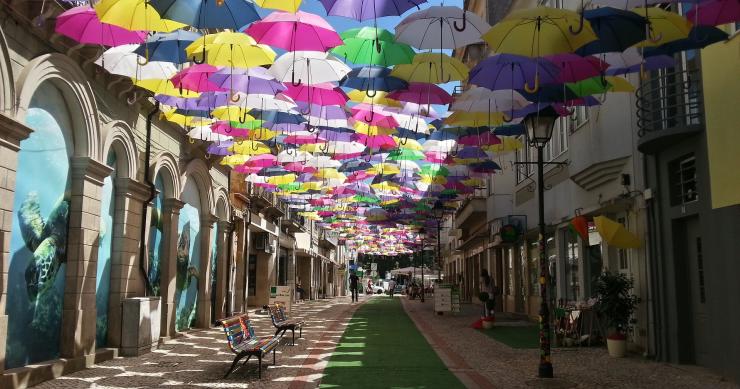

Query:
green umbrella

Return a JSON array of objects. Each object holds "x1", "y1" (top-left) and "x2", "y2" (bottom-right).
[
  {"x1": 332, "y1": 27, "x2": 415, "y2": 66},
  {"x1": 354, "y1": 195, "x2": 380, "y2": 204},
  {"x1": 420, "y1": 164, "x2": 449, "y2": 177},
  {"x1": 387, "y1": 148, "x2": 425, "y2": 161},
  {"x1": 566, "y1": 76, "x2": 610, "y2": 97},
  {"x1": 278, "y1": 182, "x2": 301, "y2": 191}
]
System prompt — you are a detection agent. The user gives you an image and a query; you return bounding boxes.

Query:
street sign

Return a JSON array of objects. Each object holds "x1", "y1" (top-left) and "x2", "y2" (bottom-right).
[{"x1": 371, "y1": 263, "x2": 377, "y2": 271}]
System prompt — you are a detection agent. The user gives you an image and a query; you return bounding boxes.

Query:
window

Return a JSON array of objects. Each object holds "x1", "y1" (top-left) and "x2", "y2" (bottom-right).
[
  {"x1": 563, "y1": 229, "x2": 580, "y2": 303},
  {"x1": 247, "y1": 254, "x2": 257, "y2": 296},
  {"x1": 278, "y1": 249, "x2": 288, "y2": 285},
  {"x1": 669, "y1": 154, "x2": 698, "y2": 206}
]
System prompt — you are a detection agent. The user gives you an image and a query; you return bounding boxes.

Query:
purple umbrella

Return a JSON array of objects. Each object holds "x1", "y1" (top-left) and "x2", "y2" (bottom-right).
[
  {"x1": 469, "y1": 54, "x2": 561, "y2": 92},
  {"x1": 455, "y1": 146, "x2": 488, "y2": 160},
  {"x1": 207, "y1": 141, "x2": 234, "y2": 156},
  {"x1": 319, "y1": 129, "x2": 354, "y2": 142},
  {"x1": 209, "y1": 67, "x2": 287, "y2": 96},
  {"x1": 319, "y1": 0, "x2": 427, "y2": 21},
  {"x1": 545, "y1": 54, "x2": 609, "y2": 83},
  {"x1": 155, "y1": 92, "x2": 232, "y2": 110},
  {"x1": 605, "y1": 55, "x2": 676, "y2": 76}
]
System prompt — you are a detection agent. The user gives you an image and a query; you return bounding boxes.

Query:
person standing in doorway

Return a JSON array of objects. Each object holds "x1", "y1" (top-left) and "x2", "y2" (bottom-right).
[
  {"x1": 349, "y1": 271, "x2": 359, "y2": 302},
  {"x1": 480, "y1": 269, "x2": 495, "y2": 317}
]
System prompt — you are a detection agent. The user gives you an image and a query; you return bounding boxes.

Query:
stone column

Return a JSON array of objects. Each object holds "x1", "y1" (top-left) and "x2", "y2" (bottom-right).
[
  {"x1": 107, "y1": 177, "x2": 151, "y2": 348},
  {"x1": 196, "y1": 214, "x2": 217, "y2": 328},
  {"x1": 61, "y1": 157, "x2": 113, "y2": 362},
  {"x1": 0, "y1": 114, "x2": 33, "y2": 373},
  {"x1": 159, "y1": 198, "x2": 184, "y2": 338},
  {"x1": 215, "y1": 220, "x2": 232, "y2": 321}
]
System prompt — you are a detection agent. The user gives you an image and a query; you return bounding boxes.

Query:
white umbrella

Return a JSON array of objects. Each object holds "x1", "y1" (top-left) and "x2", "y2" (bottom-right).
[
  {"x1": 95, "y1": 44, "x2": 177, "y2": 79},
  {"x1": 270, "y1": 51, "x2": 351, "y2": 85},
  {"x1": 423, "y1": 139, "x2": 456, "y2": 152},
  {"x1": 187, "y1": 126, "x2": 232, "y2": 142},
  {"x1": 395, "y1": 6, "x2": 490, "y2": 50},
  {"x1": 277, "y1": 149, "x2": 312, "y2": 163},
  {"x1": 450, "y1": 87, "x2": 529, "y2": 113},
  {"x1": 391, "y1": 112, "x2": 430, "y2": 133},
  {"x1": 232, "y1": 92, "x2": 298, "y2": 113},
  {"x1": 305, "y1": 155, "x2": 342, "y2": 169},
  {"x1": 325, "y1": 141, "x2": 366, "y2": 154}
]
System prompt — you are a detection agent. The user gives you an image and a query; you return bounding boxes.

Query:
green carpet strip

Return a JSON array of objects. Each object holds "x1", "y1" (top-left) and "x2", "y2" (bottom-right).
[{"x1": 319, "y1": 298, "x2": 465, "y2": 389}]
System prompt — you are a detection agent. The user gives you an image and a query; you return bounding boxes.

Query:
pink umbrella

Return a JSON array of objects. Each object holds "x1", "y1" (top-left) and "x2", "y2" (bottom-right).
[
  {"x1": 285, "y1": 162, "x2": 318, "y2": 173},
  {"x1": 56, "y1": 6, "x2": 147, "y2": 47},
  {"x1": 234, "y1": 164, "x2": 262, "y2": 174},
  {"x1": 211, "y1": 121, "x2": 250, "y2": 137},
  {"x1": 458, "y1": 132, "x2": 502, "y2": 146},
  {"x1": 424, "y1": 152, "x2": 446, "y2": 163},
  {"x1": 246, "y1": 154, "x2": 278, "y2": 167},
  {"x1": 353, "y1": 134, "x2": 397, "y2": 149},
  {"x1": 387, "y1": 83, "x2": 452, "y2": 105},
  {"x1": 245, "y1": 11, "x2": 343, "y2": 52},
  {"x1": 545, "y1": 54, "x2": 609, "y2": 83},
  {"x1": 171, "y1": 64, "x2": 225, "y2": 93},
  {"x1": 284, "y1": 83, "x2": 349, "y2": 106},
  {"x1": 284, "y1": 134, "x2": 327, "y2": 145},
  {"x1": 350, "y1": 107, "x2": 399, "y2": 127},
  {"x1": 686, "y1": 0, "x2": 740, "y2": 26}
]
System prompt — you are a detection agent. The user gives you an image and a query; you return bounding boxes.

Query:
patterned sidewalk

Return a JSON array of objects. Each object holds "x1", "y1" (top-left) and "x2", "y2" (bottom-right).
[
  {"x1": 33, "y1": 296, "x2": 362, "y2": 389},
  {"x1": 401, "y1": 296, "x2": 738, "y2": 389}
]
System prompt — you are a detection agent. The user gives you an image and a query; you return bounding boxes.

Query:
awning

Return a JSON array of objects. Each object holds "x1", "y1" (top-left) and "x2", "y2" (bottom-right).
[{"x1": 594, "y1": 216, "x2": 641, "y2": 249}]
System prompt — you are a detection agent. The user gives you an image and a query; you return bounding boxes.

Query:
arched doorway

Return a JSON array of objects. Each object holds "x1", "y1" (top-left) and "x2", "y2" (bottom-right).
[
  {"x1": 95, "y1": 151, "x2": 117, "y2": 347},
  {"x1": 5, "y1": 81, "x2": 74, "y2": 368},
  {"x1": 176, "y1": 179, "x2": 202, "y2": 331}
]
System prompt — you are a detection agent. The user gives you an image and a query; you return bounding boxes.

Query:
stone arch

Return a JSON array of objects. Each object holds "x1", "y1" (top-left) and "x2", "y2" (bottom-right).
[
  {"x1": 0, "y1": 24, "x2": 14, "y2": 114},
  {"x1": 214, "y1": 187, "x2": 230, "y2": 221},
  {"x1": 181, "y1": 159, "x2": 214, "y2": 216},
  {"x1": 14, "y1": 53, "x2": 101, "y2": 160},
  {"x1": 102, "y1": 120, "x2": 138, "y2": 179},
  {"x1": 150, "y1": 151, "x2": 181, "y2": 200}
]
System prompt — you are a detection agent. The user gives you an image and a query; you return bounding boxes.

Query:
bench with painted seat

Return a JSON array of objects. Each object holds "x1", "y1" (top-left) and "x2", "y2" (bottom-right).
[
  {"x1": 217, "y1": 314, "x2": 280, "y2": 379},
  {"x1": 267, "y1": 303, "x2": 304, "y2": 346}
]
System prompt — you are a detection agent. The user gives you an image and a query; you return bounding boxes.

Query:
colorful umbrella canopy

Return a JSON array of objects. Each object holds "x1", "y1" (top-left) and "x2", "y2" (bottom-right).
[
  {"x1": 633, "y1": 7, "x2": 692, "y2": 48},
  {"x1": 341, "y1": 66, "x2": 408, "y2": 92},
  {"x1": 149, "y1": 0, "x2": 261, "y2": 30},
  {"x1": 390, "y1": 53, "x2": 469, "y2": 83},
  {"x1": 185, "y1": 32, "x2": 276, "y2": 67},
  {"x1": 134, "y1": 30, "x2": 202, "y2": 64},
  {"x1": 56, "y1": 6, "x2": 147, "y2": 47},
  {"x1": 395, "y1": 6, "x2": 491, "y2": 49},
  {"x1": 575, "y1": 7, "x2": 648, "y2": 55},
  {"x1": 332, "y1": 27, "x2": 415, "y2": 66},
  {"x1": 95, "y1": 45, "x2": 178, "y2": 79},
  {"x1": 94, "y1": 0, "x2": 187, "y2": 32},
  {"x1": 255, "y1": 0, "x2": 303, "y2": 13},
  {"x1": 246, "y1": 11, "x2": 343, "y2": 52},
  {"x1": 270, "y1": 51, "x2": 351, "y2": 85},
  {"x1": 319, "y1": 0, "x2": 426, "y2": 21},
  {"x1": 468, "y1": 54, "x2": 560, "y2": 92},
  {"x1": 686, "y1": 0, "x2": 740, "y2": 26},
  {"x1": 387, "y1": 83, "x2": 452, "y2": 105}
]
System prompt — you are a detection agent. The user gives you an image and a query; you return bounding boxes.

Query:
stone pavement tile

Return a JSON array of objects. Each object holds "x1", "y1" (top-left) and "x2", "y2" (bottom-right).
[
  {"x1": 33, "y1": 296, "x2": 363, "y2": 389},
  {"x1": 402, "y1": 296, "x2": 739, "y2": 389}
]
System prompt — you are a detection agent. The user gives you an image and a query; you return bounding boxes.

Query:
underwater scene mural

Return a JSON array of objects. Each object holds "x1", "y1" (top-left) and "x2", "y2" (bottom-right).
[
  {"x1": 5, "y1": 84, "x2": 73, "y2": 369},
  {"x1": 210, "y1": 222, "x2": 218, "y2": 324},
  {"x1": 96, "y1": 153, "x2": 116, "y2": 347},
  {"x1": 175, "y1": 179, "x2": 201, "y2": 331},
  {"x1": 148, "y1": 175, "x2": 165, "y2": 296}
]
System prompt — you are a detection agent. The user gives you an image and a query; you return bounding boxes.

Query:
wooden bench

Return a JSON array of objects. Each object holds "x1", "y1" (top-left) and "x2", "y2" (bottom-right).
[
  {"x1": 267, "y1": 303, "x2": 304, "y2": 346},
  {"x1": 217, "y1": 314, "x2": 280, "y2": 379}
]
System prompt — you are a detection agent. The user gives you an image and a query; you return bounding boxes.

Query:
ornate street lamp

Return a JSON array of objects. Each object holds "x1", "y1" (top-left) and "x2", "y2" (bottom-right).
[{"x1": 523, "y1": 105, "x2": 559, "y2": 379}]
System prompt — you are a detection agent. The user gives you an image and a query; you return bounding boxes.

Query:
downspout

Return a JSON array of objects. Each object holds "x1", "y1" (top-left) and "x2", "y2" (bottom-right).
[
  {"x1": 226, "y1": 170, "x2": 234, "y2": 315},
  {"x1": 243, "y1": 208, "x2": 252, "y2": 309},
  {"x1": 138, "y1": 101, "x2": 159, "y2": 297}
]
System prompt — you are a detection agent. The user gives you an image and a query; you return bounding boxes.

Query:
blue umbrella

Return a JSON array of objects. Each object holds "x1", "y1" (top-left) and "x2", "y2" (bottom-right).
[
  {"x1": 339, "y1": 159, "x2": 373, "y2": 172},
  {"x1": 341, "y1": 66, "x2": 408, "y2": 92},
  {"x1": 134, "y1": 30, "x2": 202, "y2": 64},
  {"x1": 644, "y1": 26, "x2": 728, "y2": 57},
  {"x1": 149, "y1": 0, "x2": 261, "y2": 30},
  {"x1": 428, "y1": 129, "x2": 458, "y2": 141},
  {"x1": 575, "y1": 7, "x2": 647, "y2": 55},
  {"x1": 396, "y1": 127, "x2": 427, "y2": 141},
  {"x1": 493, "y1": 124, "x2": 525, "y2": 136}
]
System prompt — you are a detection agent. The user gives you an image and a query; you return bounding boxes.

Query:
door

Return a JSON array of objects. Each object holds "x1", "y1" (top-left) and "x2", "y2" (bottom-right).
[{"x1": 684, "y1": 218, "x2": 710, "y2": 365}]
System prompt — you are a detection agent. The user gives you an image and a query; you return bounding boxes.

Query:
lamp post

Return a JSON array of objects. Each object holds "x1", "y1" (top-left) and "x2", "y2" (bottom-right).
[
  {"x1": 523, "y1": 105, "x2": 560, "y2": 379},
  {"x1": 432, "y1": 201, "x2": 445, "y2": 284}
]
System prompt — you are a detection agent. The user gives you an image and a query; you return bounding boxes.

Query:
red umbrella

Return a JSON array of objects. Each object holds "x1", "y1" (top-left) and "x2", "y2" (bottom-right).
[
  {"x1": 284, "y1": 83, "x2": 349, "y2": 106},
  {"x1": 387, "y1": 82, "x2": 452, "y2": 105}
]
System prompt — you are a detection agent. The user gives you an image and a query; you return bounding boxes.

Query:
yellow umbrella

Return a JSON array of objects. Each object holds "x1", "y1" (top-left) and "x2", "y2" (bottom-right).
[
  {"x1": 482, "y1": 7, "x2": 597, "y2": 57},
  {"x1": 211, "y1": 106, "x2": 252, "y2": 122},
  {"x1": 393, "y1": 137, "x2": 423, "y2": 151},
  {"x1": 185, "y1": 32, "x2": 276, "y2": 67},
  {"x1": 391, "y1": 53, "x2": 468, "y2": 83},
  {"x1": 267, "y1": 174, "x2": 297, "y2": 185},
  {"x1": 254, "y1": 0, "x2": 302, "y2": 12},
  {"x1": 95, "y1": 0, "x2": 186, "y2": 32},
  {"x1": 316, "y1": 168, "x2": 344, "y2": 180},
  {"x1": 249, "y1": 127, "x2": 278, "y2": 141},
  {"x1": 368, "y1": 163, "x2": 401, "y2": 175},
  {"x1": 445, "y1": 111, "x2": 505, "y2": 126},
  {"x1": 162, "y1": 109, "x2": 213, "y2": 127},
  {"x1": 633, "y1": 8, "x2": 692, "y2": 48},
  {"x1": 347, "y1": 90, "x2": 401, "y2": 107},
  {"x1": 220, "y1": 154, "x2": 251, "y2": 166},
  {"x1": 594, "y1": 216, "x2": 641, "y2": 249},
  {"x1": 301, "y1": 182, "x2": 323, "y2": 191},
  {"x1": 229, "y1": 141, "x2": 272, "y2": 155},
  {"x1": 298, "y1": 144, "x2": 325, "y2": 153},
  {"x1": 486, "y1": 137, "x2": 524, "y2": 153},
  {"x1": 134, "y1": 79, "x2": 200, "y2": 98},
  {"x1": 371, "y1": 181, "x2": 400, "y2": 192},
  {"x1": 605, "y1": 76, "x2": 635, "y2": 93},
  {"x1": 354, "y1": 122, "x2": 397, "y2": 136}
]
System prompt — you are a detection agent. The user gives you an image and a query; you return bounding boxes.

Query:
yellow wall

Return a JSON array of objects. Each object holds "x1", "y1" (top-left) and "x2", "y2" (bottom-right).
[{"x1": 701, "y1": 31, "x2": 740, "y2": 209}]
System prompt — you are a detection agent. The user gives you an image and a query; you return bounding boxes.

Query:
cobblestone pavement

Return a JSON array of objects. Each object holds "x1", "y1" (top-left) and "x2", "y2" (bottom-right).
[
  {"x1": 34, "y1": 296, "x2": 363, "y2": 389},
  {"x1": 401, "y1": 296, "x2": 739, "y2": 389}
]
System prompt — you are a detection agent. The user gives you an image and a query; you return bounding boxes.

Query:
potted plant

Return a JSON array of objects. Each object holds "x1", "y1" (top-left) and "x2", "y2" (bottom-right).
[
  {"x1": 594, "y1": 271, "x2": 640, "y2": 357},
  {"x1": 478, "y1": 292, "x2": 495, "y2": 329}
]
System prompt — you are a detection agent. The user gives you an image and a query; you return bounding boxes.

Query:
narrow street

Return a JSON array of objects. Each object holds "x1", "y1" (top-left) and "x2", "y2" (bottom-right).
[{"x1": 33, "y1": 295, "x2": 736, "y2": 389}]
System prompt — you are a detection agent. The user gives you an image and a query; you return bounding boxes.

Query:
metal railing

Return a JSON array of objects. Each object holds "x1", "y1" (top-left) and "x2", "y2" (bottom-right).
[{"x1": 636, "y1": 68, "x2": 704, "y2": 137}]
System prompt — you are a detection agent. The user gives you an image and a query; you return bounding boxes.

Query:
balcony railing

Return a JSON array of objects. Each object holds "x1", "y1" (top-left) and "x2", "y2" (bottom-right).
[{"x1": 636, "y1": 68, "x2": 704, "y2": 154}]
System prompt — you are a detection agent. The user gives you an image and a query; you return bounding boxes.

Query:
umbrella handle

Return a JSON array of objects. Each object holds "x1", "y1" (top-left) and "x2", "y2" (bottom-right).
[
  {"x1": 286, "y1": 147, "x2": 294, "y2": 156},
  {"x1": 365, "y1": 110, "x2": 375, "y2": 122},
  {"x1": 251, "y1": 141, "x2": 259, "y2": 151},
  {"x1": 569, "y1": 1, "x2": 585, "y2": 35},
  {"x1": 126, "y1": 92, "x2": 138, "y2": 106},
  {"x1": 230, "y1": 92, "x2": 241, "y2": 103},
  {"x1": 523, "y1": 73, "x2": 539, "y2": 93},
  {"x1": 502, "y1": 112, "x2": 513, "y2": 123},
  {"x1": 453, "y1": 12, "x2": 467, "y2": 32},
  {"x1": 366, "y1": 89, "x2": 377, "y2": 97},
  {"x1": 399, "y1": 136, "x2": 409, "y2": 146},
  {"x1": 137, "y1": 53, "x2": 150, "y2": 66},
  {"x1": 600, "y1": 72, "x2": 609, "y2": 87},
  {"x1": 307, "y1": 124, "x2": 315, "y2": 133},
  {"x1": 192, "y1": 47, "x2": 207, "y2": 65},
  {"x1": 291, "y1": 70, "x2": 302, "y2": 86},
  {"x1": 319, "y1": 142, "x2": 329, "y2": 153},
  {"x1": 205, "y1": 152, "x2": 211, "y2": 160},
  {"x1": 239, "y1": 110, "x2": 249, "y2": 124},
  {"x1": 375, "y1": 39, "x2": 382, "y2": 54},
  {"x1": 189, "y1": 136, "x2": 196, "y2": 144}
]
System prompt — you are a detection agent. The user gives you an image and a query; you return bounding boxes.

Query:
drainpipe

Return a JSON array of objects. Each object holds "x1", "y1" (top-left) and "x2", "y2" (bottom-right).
[
  {"x1": 226, "y1": 170, "x2": 234, "y2": 316},
  {"x1": 138, "y1": 101, "x2": 159, "y2": 297},
  {"x1": 243, "y1": 208, "x2": 252, "y2": 310}
]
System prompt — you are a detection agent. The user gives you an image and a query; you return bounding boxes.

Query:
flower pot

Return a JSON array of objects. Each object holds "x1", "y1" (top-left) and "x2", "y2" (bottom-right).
[
  {"x1": 481, "y1": 318, "x2": 495, "y2": 329},
  {"x1": 607, "y1": 338, "x2": 626, "y2": 357}
]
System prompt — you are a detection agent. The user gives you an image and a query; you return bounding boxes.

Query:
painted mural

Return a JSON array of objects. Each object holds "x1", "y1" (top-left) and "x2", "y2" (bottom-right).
[
  {"x1": 5, "y1": 84, "x2": 72, "y2": 369},
  {"x1": 148, "y1": 175, "x2": 165, "y2": 296},
  {"x1": 96, "y1": 153, "x2": 116, "y2": 347},
  {"x1": 176, "y1": 179, "x2": 201, "y2": 331}
]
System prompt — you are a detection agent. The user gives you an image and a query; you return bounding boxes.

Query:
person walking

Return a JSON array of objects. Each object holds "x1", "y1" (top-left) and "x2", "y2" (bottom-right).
[
  {"x1": 388, "y1": 278, "x2": 396, "y2": 298},
  {"x1": 480, "y1": 269, "x2": 495, "y2": 317},
  {"x1": 349, "y1": 271, "x2": 359, "y2": 302}
]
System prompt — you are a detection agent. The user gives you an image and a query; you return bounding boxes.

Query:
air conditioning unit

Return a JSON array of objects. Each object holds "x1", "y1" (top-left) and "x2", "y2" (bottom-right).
[
  {"x1": 254, "y1": 232, "x2": 267, "y2": 251},
  {"x1": 266, "y1": 245, "x2": 275, "y2": 254}
]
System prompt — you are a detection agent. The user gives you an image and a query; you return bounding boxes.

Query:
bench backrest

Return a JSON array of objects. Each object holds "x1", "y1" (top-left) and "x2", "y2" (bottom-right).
[
  {"x1": 218, "y1": 314, "x2": 255, "y2": 353},
  {"x1": 267, "y1": 303, "x2": 288, "y2": 325}
]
